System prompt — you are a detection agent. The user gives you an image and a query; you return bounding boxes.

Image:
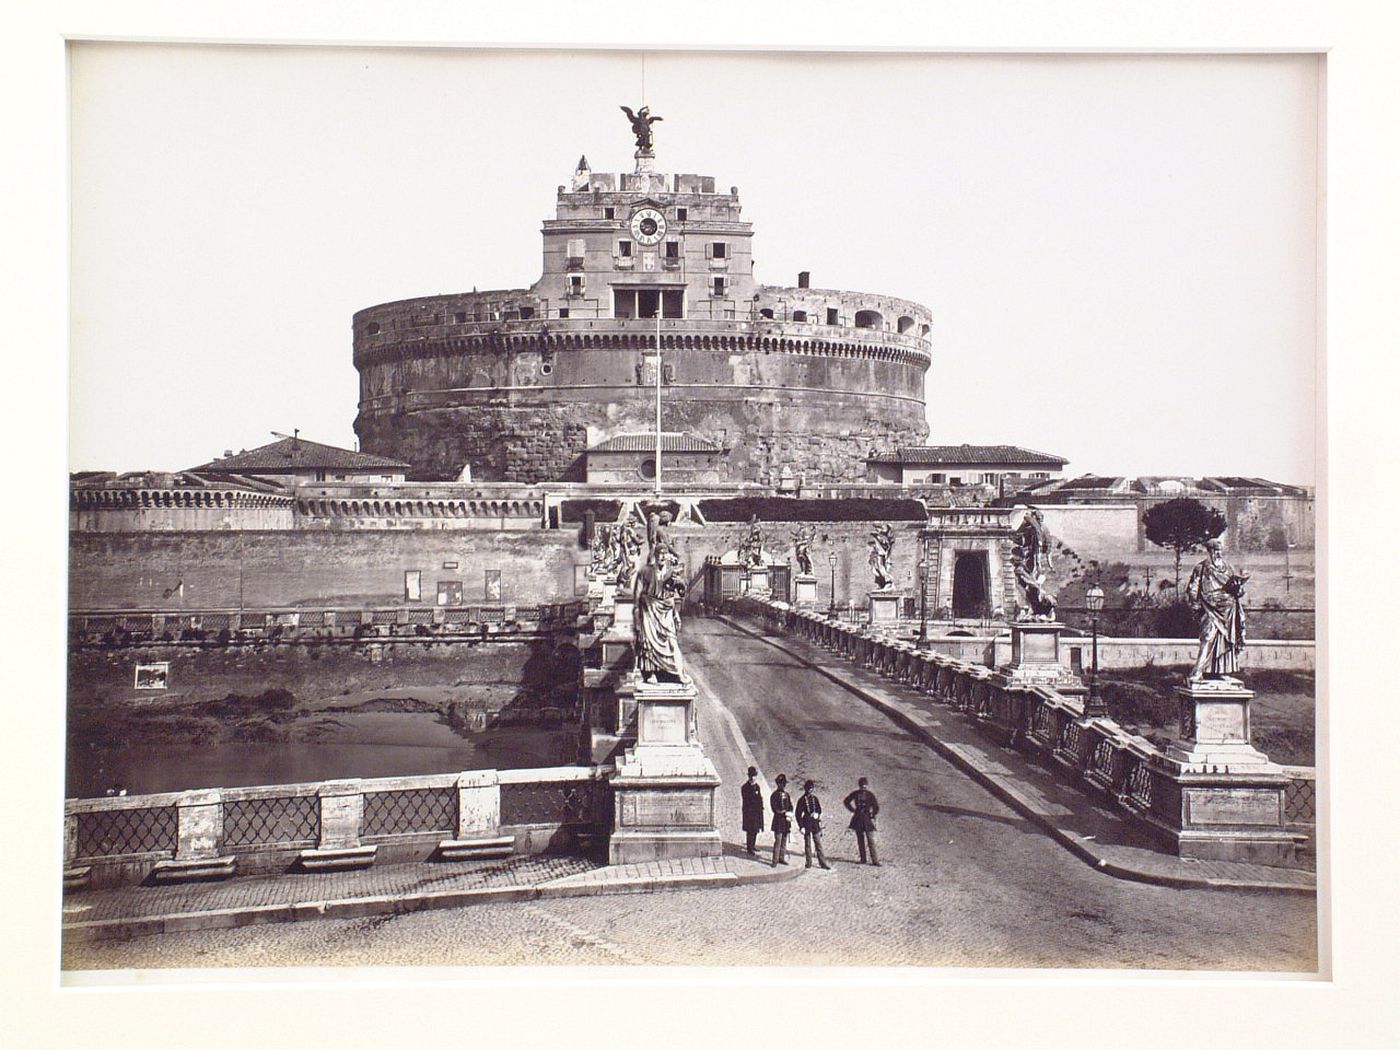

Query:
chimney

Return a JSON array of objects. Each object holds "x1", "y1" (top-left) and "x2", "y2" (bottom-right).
[{"x1": 798, "y1": 271, "x2": 810, "y2": 289}]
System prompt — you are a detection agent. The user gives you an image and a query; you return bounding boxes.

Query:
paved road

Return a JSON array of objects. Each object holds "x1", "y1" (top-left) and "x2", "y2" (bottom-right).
[{"x1": 64, "y1": 617, "x2": 1317, "y2": 972}]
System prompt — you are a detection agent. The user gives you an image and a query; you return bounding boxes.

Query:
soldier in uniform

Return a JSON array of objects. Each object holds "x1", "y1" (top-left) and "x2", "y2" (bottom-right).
[
  {"x1": 770, "y1": 774, "x2": 794, "y2": 867},
  {"x1": 794, "y1": 779, "x2": 831, "y2": 870},
  {"x1": 740, "y1": 765, "x2": 764, "y2": 855},
  {"x1": 844, "y1": 776, "x2": 881, "y2": 866}
]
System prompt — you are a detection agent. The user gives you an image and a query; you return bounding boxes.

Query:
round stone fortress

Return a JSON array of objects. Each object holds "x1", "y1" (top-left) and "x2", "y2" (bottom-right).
[{"x1": 353, "y1": 140, "x2": 932, "y2": 484}]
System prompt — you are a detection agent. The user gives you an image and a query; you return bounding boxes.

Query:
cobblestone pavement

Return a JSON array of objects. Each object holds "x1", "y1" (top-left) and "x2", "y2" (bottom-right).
[
  {"x1": 62, "y1": 617, "x2": 1318, "y2": 973},
  {"x1": 63, "y1": 855, "x2": 599, "y2": 924}
]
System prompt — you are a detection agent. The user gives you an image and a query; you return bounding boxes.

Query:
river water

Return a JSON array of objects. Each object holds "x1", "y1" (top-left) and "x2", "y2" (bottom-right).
[{"x1": 66, "y1": 711, "x2": 575, "y2": 798}]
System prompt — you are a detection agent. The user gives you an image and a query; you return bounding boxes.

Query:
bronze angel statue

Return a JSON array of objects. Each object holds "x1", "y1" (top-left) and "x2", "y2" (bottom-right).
[{"x1": 621, "y1": 105, "x2": 663, "y2": 151}]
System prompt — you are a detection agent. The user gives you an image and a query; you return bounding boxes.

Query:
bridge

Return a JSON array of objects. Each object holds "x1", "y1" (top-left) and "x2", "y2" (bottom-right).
[{"x1": 62, "y1": 601, "x2": 1315, "y2": 970}]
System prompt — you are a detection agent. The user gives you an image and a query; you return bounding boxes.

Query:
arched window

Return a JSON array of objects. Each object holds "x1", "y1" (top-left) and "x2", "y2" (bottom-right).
[{"x1": 854, "y1": 309, "x2": 883, "y2": 330}]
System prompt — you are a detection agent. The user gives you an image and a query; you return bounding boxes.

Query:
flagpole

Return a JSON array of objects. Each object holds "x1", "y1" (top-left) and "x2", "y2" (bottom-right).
[{"x1": 654, "y1": 309, "x2": 662, "y2": 496}]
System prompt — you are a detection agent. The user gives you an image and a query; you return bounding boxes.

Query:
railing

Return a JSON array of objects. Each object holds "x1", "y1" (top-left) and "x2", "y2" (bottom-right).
[
  {"x1": 1280, "y1": 766, "x2": 1317, "y2": 826},
  {"x1": 738, "y1": 596, "x2": 1315, "y2": 859},
  {"x1": 65, "y1": 766, "x2": 613, "y2": 887},
  {"x1": 68, "y1": 602, "x2": 589, "y2": 647}
]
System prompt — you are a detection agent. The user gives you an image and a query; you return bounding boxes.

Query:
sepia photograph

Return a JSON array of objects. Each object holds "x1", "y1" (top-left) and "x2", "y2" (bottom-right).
[{"x1": 57, "y1": 42, "x2": 1329, "y2": 978}]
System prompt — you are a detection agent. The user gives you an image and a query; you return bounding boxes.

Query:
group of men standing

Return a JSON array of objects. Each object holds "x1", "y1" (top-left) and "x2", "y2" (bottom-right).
[{"x1": 740, "y1": 768, "x2": 881, "y2": 869}]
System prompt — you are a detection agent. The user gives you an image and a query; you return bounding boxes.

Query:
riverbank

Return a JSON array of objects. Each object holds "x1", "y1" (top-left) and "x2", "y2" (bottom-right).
[
  {"x1": 66, "y1": 639, "x2": 584, "y2": 797},
  {"x1": 1097, "y1": 666, "x2": 1315, "y2": 765}
]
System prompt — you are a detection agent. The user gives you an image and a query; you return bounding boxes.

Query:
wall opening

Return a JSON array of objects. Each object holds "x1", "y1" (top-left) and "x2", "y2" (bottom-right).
[
  {"x1": 855, "y1": 309, "x2": 883, "y2": 329},
  {"x1": 951, "y1": 552, "x2": 990, "y2": 619}
]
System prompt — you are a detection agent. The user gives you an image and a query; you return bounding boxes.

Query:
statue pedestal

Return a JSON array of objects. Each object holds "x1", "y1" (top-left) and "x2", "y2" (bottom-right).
[
  {"x1": 608, "y1": 679, "x2": 722, "y2": 864},
  {"x1": 746, "y1": 566, "x2": 771, "y2": 596},
  {"x1": 1166, "y1": 679, "x2": 1275, "y2": 770},
  {"x1": 1002, "y1": 620, "x2": 1081, "y2": 689},
  {"x1": 1130, "y1": 678, "x2": 1298, "y2": 865},
  {"x1": 610, "y1": 594, "x2": 635, "y2": 636},
  {"x1": 793, "y1": 574, "x2": 819, "y2": 608},
  {"x1": 868, "y1": 591, "x2": 902, "y2": 624}
]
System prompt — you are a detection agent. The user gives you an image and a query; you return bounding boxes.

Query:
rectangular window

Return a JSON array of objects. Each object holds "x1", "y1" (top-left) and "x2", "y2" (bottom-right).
[
  {"x1": 981, "y1": 473, "x2": 997, "y2": 485},
  {"x1": 437, "y1": 580, "x2": 463, "y2": 606},
  {"x1": 712, "y1": 276, "x2": 726, "y2": 297},
  {"x1": 826, "y1": 308, "x2": 839, "y2": 325},
  {"x1": 929, "y1": 473, "x2": 946, "y2": 484},
  {"x1": 558, "y1": 307, "x2": 569, "y2": 318},
  {"x1": 604, "y1": 207, "x2": 615, "y2": 219},
  {"x1": 484, "y1": 569, "x2": 502, "y2": 602},
  {"x1": 454, "y1": 311, "x2": 467, "y2": 323},
  {"x1": 613, "y1": 289, "x2": 636, "y2": 318},
  {"x1": 637, "y1": 289, "x2": 661, "y2": 319},
  {"x1": 676, "y1": 207, "x2": 688, "y2": 221},
  {"x1": 662, "y1": 289, "x2": 684, "y2": 318},
  {"x1": 519, "y1": 306, "x2": 535, "y2": 320},
  {"x1": 617, "y1": 240, "x2": 632, "y2": 258},
  {"x1": 404, "y1": 571, "x2": 422, "y2": 603},
  {"x1": 711, "y1": 242, "x2": 727, "y2": 259},
  {"x1": 569, "y1": 275, "x2": 584, "y2": 295},
  {"x1": 664, "y1": 240, "x2": 679, "y2": 259}
]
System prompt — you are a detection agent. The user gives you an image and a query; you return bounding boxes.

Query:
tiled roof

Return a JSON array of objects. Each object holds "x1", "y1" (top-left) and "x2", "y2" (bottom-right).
[
  {"x1": 188, "y1": 438, "x2": 410, "y2": 474},
  {"x1": 1055, "y1": 475, "x2": 1125, "y2": 490},
  {"x1": 869, "y1": 444, "x2": 1067, "y2": 467},
  {"x1": 587, "y1": 432, "x2": 722, "y2": 454}
]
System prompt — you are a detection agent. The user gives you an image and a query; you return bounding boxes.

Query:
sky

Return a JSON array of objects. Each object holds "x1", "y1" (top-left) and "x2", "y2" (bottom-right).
[{"x1": 69, "y1": 46, "x2": 1319, "y2": 484}]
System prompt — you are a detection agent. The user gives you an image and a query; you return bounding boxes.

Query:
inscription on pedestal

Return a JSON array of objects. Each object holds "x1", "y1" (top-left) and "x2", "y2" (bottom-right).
[
  {"x1": 641, "y1": 701, "x2": 689, "y2": 744},
  {"x1": 1191, "y1": 700, "x2": 1248, "y2": 744},
  {"x1": 1184, "y1": 787, "x2": 1281, "y2": 827},
  {"x1": 622, "y1": 790, "x2": 713, "y2": 827}
]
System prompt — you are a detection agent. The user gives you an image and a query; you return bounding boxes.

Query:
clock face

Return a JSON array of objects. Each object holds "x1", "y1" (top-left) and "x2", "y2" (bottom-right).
[{"x1": 629, "y1": 207, "x2": 667, "y2": 246}]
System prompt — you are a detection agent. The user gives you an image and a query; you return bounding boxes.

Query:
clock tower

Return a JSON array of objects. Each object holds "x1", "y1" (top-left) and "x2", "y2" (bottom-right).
[{"x1": 538, "y1": 146, "x2": 756, "y2": 323}]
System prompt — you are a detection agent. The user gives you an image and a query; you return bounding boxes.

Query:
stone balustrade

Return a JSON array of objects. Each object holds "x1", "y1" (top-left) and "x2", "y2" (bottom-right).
[
  {"x1": 64, "y1": 765, "x2": 613, "y2": 890},
  {"x1": 68, "y1": 601, "x2": 589, "y2": 647},
  {"x1": 738, "y1": 596, "x2": 1316, "y2": 859}
]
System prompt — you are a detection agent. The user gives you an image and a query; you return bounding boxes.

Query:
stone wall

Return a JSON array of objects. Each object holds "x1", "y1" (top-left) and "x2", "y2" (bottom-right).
[
  {"x1": 70, "y1": 531, "x2": 587, "y2": 610},
  {"x1": 1024, "y1": 497, "x2": 1315, "y2": 555},
  {"x1": 68, "y1": 637, "x2": 578, "y2": 711},
  {"x1": 353, "y1": 319, "x2": 929, "y2": 484}
]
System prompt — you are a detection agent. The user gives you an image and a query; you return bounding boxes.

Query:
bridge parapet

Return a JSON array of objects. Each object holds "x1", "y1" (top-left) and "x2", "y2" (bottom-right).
[
  {"x1": 64, "y1": 765, "x2": 612, "y2": 890},
  {"x1": 737, "y1": 595, "x2": 1314, "y2": 867},
  {"x1": 68, "y1": 602, "x2": 589, "y2": 648}
]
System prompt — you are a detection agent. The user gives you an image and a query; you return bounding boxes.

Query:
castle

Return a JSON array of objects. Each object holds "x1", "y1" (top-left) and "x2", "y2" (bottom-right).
[{"x1": 351, "y1": 128, "x2": 932, "y2": 486}]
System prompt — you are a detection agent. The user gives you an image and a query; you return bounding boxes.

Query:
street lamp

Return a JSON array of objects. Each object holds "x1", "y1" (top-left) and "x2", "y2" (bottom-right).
[
  {"x1": 828, "y1": 551, "x2": 839, "y2": 617},
  {"x1": 918, "y1": 551, "x2": 929, "y2": 647},
  {"x1": 1084, "y1": 584, "x2": 1106, "y2": 717}
]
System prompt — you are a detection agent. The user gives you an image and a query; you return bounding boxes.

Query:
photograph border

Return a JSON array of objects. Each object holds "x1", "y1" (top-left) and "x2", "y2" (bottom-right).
[{"x1": 8, "y1": 1, "x2": 1397, "y2": 1047}]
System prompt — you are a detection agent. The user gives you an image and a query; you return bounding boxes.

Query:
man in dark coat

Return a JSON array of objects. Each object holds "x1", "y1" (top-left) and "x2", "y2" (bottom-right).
[
  {"x1": 794, "y1": 779, "x2": 831, "y2": 869},
  {"x1": 740, "y1": 766, "x2": 764, "y2": 855},
  {"x1": 770, "y1": 774, "x2": 794, "y2": 866},
  {"x1": 844, "y1": 776, "x2": 880, "y2": 865}
]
